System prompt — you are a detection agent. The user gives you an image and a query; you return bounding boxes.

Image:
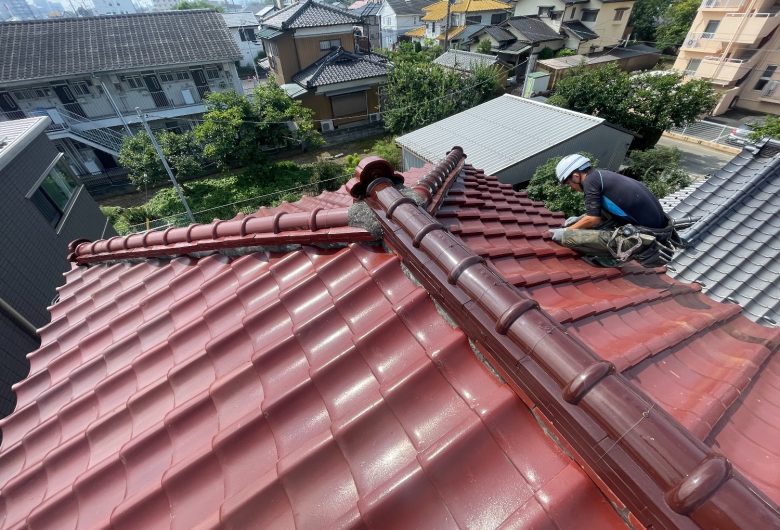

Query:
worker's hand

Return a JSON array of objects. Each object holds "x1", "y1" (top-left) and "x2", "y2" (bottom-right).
[
  {"x1": 563, "y1": 215, "x2": 583, "y2": 227},
  {"x1": 549, "y1": 228, "x2": 565, "y2": 243}
]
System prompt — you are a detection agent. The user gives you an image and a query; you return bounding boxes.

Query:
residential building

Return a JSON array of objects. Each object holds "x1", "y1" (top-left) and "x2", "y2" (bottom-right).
[
  {"x1": 377, "y1": 0, "x2": 428, "y2": 49},
  {"x1": 673, "y1": 0, "x2": 780, "y2": 115},
  {"x1": 537, "y1": 43, "x2": 660, "y2": 88},
  {"x1": 0, "y1": 116, "x2": 113, "y2": 419},
  {"x1": 406, "y1": 0, "x2": 511, "y2": 45},
  {"x1": 396, "y1": 94, "x2": 632, "y2": 186},
  {"x1": 667, "y1": 139, "x2": 780, "y2": 326},
  {"x1": 433, "y1": 49, "x2": 511, "y2": 85},
  {"x1": 91, "y1": 0, "x2": 137, "y2": 15},
  {"x1": 2, "y1": 143, "x2": 780, "y2": 527},
  {"x1": 350, "y1": 0, "x2": 382, "y2": 50},
  {"x1": 222, "y1": 12, "x2": 264, "y2": 68},
  {"x1": 513, "y1": 0, "x2": 634, "y2": 53},
  {"x1": 150, "y1": 0, "x2": 177, "y2": 10},
  {"x1": 0, "y1": 11, "x2": 241, "y2": 180},
  {"x1": 259, "y1": 0, "x2": 389, "y2": 132},
  {"x1": 1, "y1": 0, "x2": 36, "y2": 20}
]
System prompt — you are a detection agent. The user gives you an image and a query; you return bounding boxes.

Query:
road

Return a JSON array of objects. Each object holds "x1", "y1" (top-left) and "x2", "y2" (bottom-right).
[{"x1": 656, "y1": 135, "x2": 737, "y2": 177}]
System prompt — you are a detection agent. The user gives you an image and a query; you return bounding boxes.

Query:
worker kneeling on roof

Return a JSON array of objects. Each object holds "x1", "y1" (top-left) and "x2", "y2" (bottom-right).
[{"x1": 548, "y1": 154, "x2": 682, "y2": 268}]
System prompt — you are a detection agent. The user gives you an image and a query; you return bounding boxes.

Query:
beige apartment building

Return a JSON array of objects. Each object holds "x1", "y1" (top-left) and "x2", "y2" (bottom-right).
[{"x1": 674, "y1": 0, "x2": 780, "y2": 115}]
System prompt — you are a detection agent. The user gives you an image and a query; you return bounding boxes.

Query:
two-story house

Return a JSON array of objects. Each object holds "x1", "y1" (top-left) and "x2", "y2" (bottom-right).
[
  {"x1": 351, "y1": 1, "x2": 382, "y2": 50},
  {"x1": 0, "y1": 116, "x2": 113, "y2": 418},
  {"x1": 378, "y1": 0, "x2": 430, "y2": 49},
  {"x1": 513, "y1": 0, "x2": 634, "y2": 53},
  {"x1": 673, "y1": 0, "x2": 780, "y2": 116},
  {"x1": 407, "y1": 0, "x2": 512, "y2": 45},
  {"x1": 0, "y1": 11, "x2": 242, "y2": 180},
  {"x1": 259, "y1": 0, "x2": 389, "y2": 132},
  {"x1": 222, "y1": 12, "x2": 265, "y2": 68}
]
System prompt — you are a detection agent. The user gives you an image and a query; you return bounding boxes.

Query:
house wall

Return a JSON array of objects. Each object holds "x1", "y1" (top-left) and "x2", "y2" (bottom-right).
[
  {"x1": 0, "y1": 133, "x2": 115, "y2": 418},
  {"x1": 266, "y1": 33, "x2": 301, "y2": 83},
  {"x1": 303, "y1": 86, "x2": 380, "y2": 129},
  {"x1": 379, "y1": 3, "x2": 422, "y2": 48},
  {"x1": 230, "y1": 27, "x2": 265, "y2": 67},
  {"x1": 583, "y1": 1, "x2": 633, "y2": 49},
  {"x1": 295, "y1": 33, "x2": 356, "y2": 70}
]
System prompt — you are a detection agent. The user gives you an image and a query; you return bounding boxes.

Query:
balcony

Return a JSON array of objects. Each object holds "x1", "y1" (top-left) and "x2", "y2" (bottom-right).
[
  {"x1": 716, "y1": 12, "x2": 780, "y2": 43},
  {"x1": 700, "y1": 0, "x2": 744, "y2": 10},
  {"x1": 760, "y1": 79, "x2": 780, "y2": 99},
  {"x1": 692, "y1": 55, "x2": 756, "y2": 83},
  {"x1": 680, "y1": 32, "x2": 724, "y2": 52}
]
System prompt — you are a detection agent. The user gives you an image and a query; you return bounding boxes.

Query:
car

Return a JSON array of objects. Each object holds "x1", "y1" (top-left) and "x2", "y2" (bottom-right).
[{"x1": 725, "y1": 126, "x2": 756, "y2": 146}]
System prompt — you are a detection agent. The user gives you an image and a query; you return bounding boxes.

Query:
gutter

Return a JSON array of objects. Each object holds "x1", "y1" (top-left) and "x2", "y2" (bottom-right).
[{"x1": 0, "y1": 296, "x2": 39, "y2": 342}]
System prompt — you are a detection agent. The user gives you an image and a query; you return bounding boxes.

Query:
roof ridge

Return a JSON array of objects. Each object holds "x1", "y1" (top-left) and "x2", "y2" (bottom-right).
[
  {"x1": 0, "y1": 9, "x2": 218, "y2": 24},
  {"x1": 502, "y1": 93, "x2": 603, "y2": 124}
]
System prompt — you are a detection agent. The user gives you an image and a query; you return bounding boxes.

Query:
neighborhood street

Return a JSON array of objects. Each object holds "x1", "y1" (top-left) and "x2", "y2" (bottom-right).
[{"x1": 657, "y1": 135, "x2": 737, "y2": 177}]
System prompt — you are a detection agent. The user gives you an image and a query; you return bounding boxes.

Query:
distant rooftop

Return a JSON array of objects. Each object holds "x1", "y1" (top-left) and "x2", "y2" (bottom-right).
[
  {"x1": 0, "y1": 116, "x2": 50, "y2": 172},
  {"x1": 262, "y1": 0, "x2": 360, "y2": 29},
  {"x1": 221, "y1": 11, "x2": 259, "y2": 27},
  {"x1": 434, "y1": 49, "x2": 500, "y2": 73},
  {"x1": 0, "y1": 11, "x2": 240, "y2": 83}
]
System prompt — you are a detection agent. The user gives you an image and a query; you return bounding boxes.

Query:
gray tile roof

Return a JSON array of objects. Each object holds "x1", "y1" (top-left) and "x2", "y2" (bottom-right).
[
  {"x1": 505, "y1": 16, "x2": 562, "y2": 43},
  {"x1": 292, "y1": 48, "x2": 388, "y2": 87},
  {"x1": 667, "y1": 140, "x2": 780, "y2": 326},
  {"x1": 350, "y1": 2, "x2": 381, "y2": 17},
  {"x1": 221, "y1": 12, "x2": 260, "y2": 27},
  {"x1": 262, "y1": 0, "x2": 360, "y2": 29},
  {"x1": 0, "y1": 116, "x2": 50, "y2": 172},
  {"x1": 396, "y1": 94, "x2": 606, "y2": 176},
  {"x1": 434, "y1": 49, "x2": 498, "y2": 72},
  {"x1": 454, "y1": 23, "x2": 487, "y2": 43},
  {"x1": 383, "y1": 0, "x2": 430, "y2": 16},
  {"x1": 0, "y1": 11, "x2": 241, "y2": 83},
  {"x1": 561, "y1": 20, "x2": 598, "y2": 41},
  {"x1": 484, "y1": 25, "x2": 515, "y2": 42},
  {"x1": 660, "y1": 178, "x2": 706, "y2": 213}
]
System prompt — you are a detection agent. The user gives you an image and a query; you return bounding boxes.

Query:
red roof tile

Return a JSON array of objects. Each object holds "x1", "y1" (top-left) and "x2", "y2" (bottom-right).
[{"x1": 2, "y1": 149, "x2": 780, "y2": 528}]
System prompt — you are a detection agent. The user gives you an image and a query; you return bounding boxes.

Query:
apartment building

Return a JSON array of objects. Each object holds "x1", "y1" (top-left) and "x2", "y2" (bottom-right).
[
  {"x1": 513, "y1": 0, "x2": 634, "y2": 53},
  {"x1": 405, "y1": 0, "x2": 511, "y2": 44},
  {"x1": 91, "y1": 0, "x2": 137, "y2": 16},
  {"x1": 674, "y1": 0, "x2": 780, "y2": 115},
  {"x1": 0, "y1": 11, "x2": 241, "y2": 180}
]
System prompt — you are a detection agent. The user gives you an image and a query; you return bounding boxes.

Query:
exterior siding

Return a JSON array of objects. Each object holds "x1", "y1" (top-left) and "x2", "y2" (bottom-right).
[
  {"x1": 295, "y1": 33, "x2": 356, "y2": 72},
  {"x1": 270, "y1": 33, "x2": 301, "y2": 83}
]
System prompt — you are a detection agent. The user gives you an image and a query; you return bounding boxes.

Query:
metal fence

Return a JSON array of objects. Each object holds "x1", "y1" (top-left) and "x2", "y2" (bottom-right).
[{"x1": 668, "y1": 120, "x2": 734, "y2": 144}]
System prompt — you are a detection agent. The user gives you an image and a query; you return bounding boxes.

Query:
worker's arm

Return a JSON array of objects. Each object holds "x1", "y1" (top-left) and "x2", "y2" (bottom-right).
[{"x1": 567, "y1": 214, "x2": 602, "y2": 230}]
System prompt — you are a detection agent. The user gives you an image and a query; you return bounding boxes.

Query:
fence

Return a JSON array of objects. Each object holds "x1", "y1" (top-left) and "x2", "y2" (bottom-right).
[{"x1": 668, "y1": 120, "x2": 734, "y2": 144}]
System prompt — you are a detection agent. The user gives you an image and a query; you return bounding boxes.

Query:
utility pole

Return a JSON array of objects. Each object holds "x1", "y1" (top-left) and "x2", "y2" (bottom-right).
[
  {"x1": 443, "y1": 0, "x2": 453, "y2": 52},
  {"x1": 136, "y1": 108, "x2": 195, "y2": 224}
]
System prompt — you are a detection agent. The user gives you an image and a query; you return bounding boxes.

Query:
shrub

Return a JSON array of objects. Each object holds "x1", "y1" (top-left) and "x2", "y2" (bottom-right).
[
  {"x1": 372, "y1": 137, "x2": 402, "y2": 170},
  {"x1": 526, "y1": 156, "x2": 587, "y2": 217},
  {"x1": 623, "y1": 146, "x2": 692, "y2": 198}
]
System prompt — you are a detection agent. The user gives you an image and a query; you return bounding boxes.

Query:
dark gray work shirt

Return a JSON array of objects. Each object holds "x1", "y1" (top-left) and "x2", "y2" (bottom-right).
[{"x1": 583, "y1": 169, "x2": 667, "y2": 229}]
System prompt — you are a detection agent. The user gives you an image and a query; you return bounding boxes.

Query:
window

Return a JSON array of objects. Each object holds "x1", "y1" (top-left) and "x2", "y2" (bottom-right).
[
  {"x1": 466, "y1": 14, "x2": 481, "y2": 24},
  {"x1": 331, "y1": 91, "x2": 367, "y2": 118},
  {"x1": 12, "y1": 87, "x2": 51, "y2": 100},
  {"x1": 176, "y1": 71, "x2": 189, "y2": 80},
  {"x1": 239, "y1": 27, "x2": 256, "y2": 41},
  {"x1": 29, "y1": 159, "x2": 79, "y2": 228},
  {"x1": 124, "y1": 76, "x2": 144, "y2": 89},
  {"x1": 206, "y1": 67, "x2": 221, "y2": 80},
  {"x1": 581, "y1": 9, "x2": 598, "y2": 21},
  {"x1": 613, "y1": 8, "x2": 628, "y2": 21},
  {"x1": 754, "y1": 65, "x2": 777, "y2": 90},
  {"x1": 319, "y1": 39, "x2": 341, "y2": 51},
  {"x1": 490, "y1": 12, "x2": 506, "y2": 24},
  {"x1": 703, "y1": 20, "x2": 719, "y2": 36},
  {"x1": 570, "y1": 7, "x2": 576, "y2": 18},
  {"x1": 159, "y1": 72, "x2": 176, "y2": 82},
  {"x1": 685, "y1": 58, "x2": 702, "y2": 76},
  {"x1": 538, "y1": 5, "x2": 553, "y2": 17},
  {"x1": 550, "y1": 11, "x2": 561, "y2": 20},
  {"x1": 70, "y1": 82, "x2": 91, "y2": 96}
]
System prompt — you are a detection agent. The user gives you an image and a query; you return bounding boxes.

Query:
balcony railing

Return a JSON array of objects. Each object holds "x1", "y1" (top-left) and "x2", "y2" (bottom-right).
[
  {"x1": 682, "y1": 32, "x2": 720, "y2": 49},
  {"x1": 688, "y1": 55, "x2": 753, "y2": 83},
  {"x1": 762, "y1": 80, "x2": 780, "y2": 97},
  {"x1": 719, "y1": 12, "x2": 780, "y2": 43},
  {"x1": 700, "y1": 0, "x2": 744, "y2": 9}
]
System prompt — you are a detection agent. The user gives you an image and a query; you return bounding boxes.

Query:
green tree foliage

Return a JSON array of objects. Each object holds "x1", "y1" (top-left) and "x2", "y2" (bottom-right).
[
  {"x1": 629, "y1": 0, "x2": 669, "y2": 43},
  {"x1": 526, "y1": 155, "x2": 590, "y2": 217},
  {"x1": 548, "y1": 64, "x2": 717, "y2": 149},
  {"x1": 537, "y1": 47, "x2": 555, "y2": 60},
  {"x1": 622, "y1": 146, "x2": 692, "y2": 197},
  {"x1": 748, "y1": 115, "x2": 780, "y2": 141},
  {"x1": 372, "y1": 137, "x2": 402, "y2": 169},
  {"x1": 118, "y1": 130, "x2": 204, "y2": 188},
  {"x1": 383, "y1": 60, "x2": 502, "y2": 134},
  {"x1": 554, "y1": 48, "x2": 576, "y2": 57},
  {"x1": 476, "y1": 39, "x2": 493, "y2": 54},
  {"x1": 656, "y1": 0, "x2": 700, "y2": 51},
  {"x1": 174, "y1": 0, "x2": 223, "y2": 10},
  {"x1": 195, "y1": 81, "x2": 321, "y2": 169}
]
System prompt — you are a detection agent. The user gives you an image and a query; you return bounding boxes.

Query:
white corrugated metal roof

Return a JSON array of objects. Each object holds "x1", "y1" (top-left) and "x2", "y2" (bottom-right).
[
  {"x1": 0, "y1": 117, "x2": 50, "y2": 172},
  {"x1": 395, "y1": 94, "x2": 604, "y2": 174}
]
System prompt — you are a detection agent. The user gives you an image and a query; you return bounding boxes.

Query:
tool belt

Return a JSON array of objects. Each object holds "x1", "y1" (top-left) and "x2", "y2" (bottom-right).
[{"x1": 606, "y1": 218, "x2": 684, "y2": 268}]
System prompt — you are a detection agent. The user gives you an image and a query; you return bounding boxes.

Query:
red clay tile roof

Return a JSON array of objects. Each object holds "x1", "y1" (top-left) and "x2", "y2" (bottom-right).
[{"x1": 2, "y1": 149, "x2": 780, "y2": 528}]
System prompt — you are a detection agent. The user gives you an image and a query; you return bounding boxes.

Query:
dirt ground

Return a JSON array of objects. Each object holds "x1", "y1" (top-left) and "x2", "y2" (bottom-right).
[{"x1": 100, "y1": 135, "x2": 390, "y2": 208}]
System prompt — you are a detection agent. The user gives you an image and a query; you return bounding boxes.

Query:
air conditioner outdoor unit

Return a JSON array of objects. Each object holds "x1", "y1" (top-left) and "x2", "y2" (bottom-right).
[
  {"x1": 369, "y1": 112, "x2": 382, "y2": 123},
  {"x1": 321, "y1": 119, "x2": 335, "y2": 132}
]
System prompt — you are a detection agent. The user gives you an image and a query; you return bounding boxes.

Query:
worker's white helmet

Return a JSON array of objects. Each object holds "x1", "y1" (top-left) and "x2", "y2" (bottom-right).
[{"x1": 555, "y1": 154, "x2": 591, "y2": 184}]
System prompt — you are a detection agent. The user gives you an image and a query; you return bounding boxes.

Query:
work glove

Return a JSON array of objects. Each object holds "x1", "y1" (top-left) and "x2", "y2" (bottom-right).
[
  {"x1": 549, "y1": 228, "x2": 565, "y2": 243},
  {"x1": 563, "y1": 215, "x2": 583, "y2": 227}
]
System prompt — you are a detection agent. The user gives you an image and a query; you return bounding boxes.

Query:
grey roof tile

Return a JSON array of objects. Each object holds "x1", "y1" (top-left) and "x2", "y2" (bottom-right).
[
  {"x1": 561, "y1": 20, "x2": 598, "y2": 41},
  {"x1": 263, "y1": 0, "x2": 360, "y2": 29},
  {"x1": 505, "y1": 16, "x2": 562, "y2": 43},
  {"x1": 383, "y1": 0, "x2": 430, "y2": 15},
  {"x1": 433, "y1": 49, "x2": 499, "y2": 72},
  {"x1": 292, "y1": 48, "x2": 388, "y2": 87},
  {"x1": 669, "y1": 140, "x2": 780, "y2": 325},
  {"x1": 0, "y1": 11, "x2": 240, "y2": 83}
]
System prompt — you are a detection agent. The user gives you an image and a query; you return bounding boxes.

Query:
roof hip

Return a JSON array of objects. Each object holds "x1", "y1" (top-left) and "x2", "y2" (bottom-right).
[{"x1": 348, "y1": 148, "x2": 780, "y2": 530}]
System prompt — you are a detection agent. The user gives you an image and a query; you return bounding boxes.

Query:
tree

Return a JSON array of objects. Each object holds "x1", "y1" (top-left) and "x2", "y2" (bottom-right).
[
  {"x1": 195, "y1": 80, "x2": 321, "y2": 169},
  {"x1": 527, "y1": 155, "x2": 591, "y2": 217},
  {"x1": 656, "y1": 0, "x2": 700, "y2": 51},
  {"x1": 477, "y1": 39, "x2": 493, "y2": 54},
  {"x1": 548, "y1": 64, "x2": 717, "y2": 149},
  {"x1": 629, "y1": 0, "x2": 669, "y2": 43},
  {"x1": 622, "y1": 146, "x2": 692, "y2": 197},
  {"x1": 748, "y1": 115, "x2": 780, "y2": 141},
  {"x1": 383, "y1": 61, "x2": 501, "y2": 134},
  {"x1": 174, "y1": 0, "x2": 224, "y2": 11},
  {"x1": 555, "y1": 48, "x2": 576, "y2": 57},
  {"x1": 118, "y1": 130, "x2": 204, "y2": 188}
]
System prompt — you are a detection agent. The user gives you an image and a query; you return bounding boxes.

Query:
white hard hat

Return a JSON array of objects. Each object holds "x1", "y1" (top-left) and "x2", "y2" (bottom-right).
[{"x1": 555, "y1": 154, "x2": 591, "y2": 184}]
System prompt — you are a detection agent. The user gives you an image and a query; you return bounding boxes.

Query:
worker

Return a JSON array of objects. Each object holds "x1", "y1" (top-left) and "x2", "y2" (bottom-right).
[{"x1": 548, "y1": 154, "x2": 677, "y2": 267}]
